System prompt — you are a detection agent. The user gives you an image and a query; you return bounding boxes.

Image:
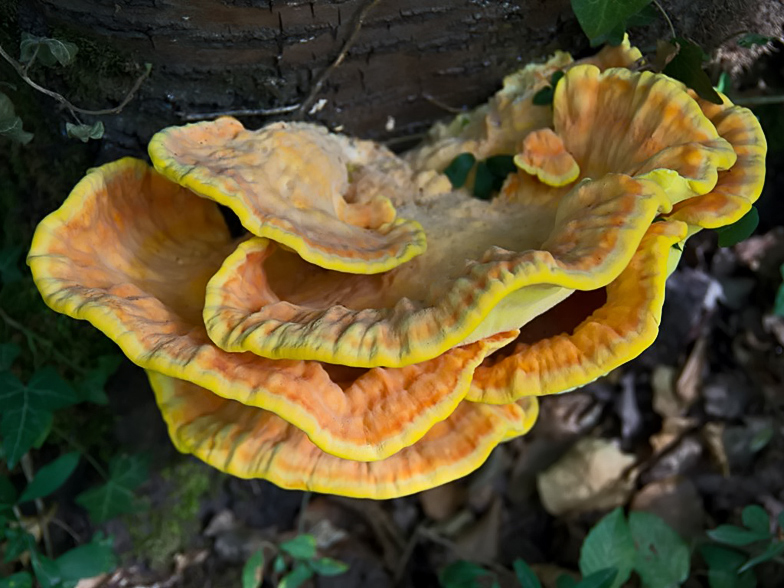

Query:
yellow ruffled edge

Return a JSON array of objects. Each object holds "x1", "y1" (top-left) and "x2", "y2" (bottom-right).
[
  {"x1": 149, "y1": 370, "x2": 539, "y2": 499},
  {"x1": 467, "y1": 220, "x2": 688, "y2": 403},
  {"x1": 202, "y1": 174, "x2": 674, "y2": 368},
  {"x1": 148, "y1": 123, "x2": 427, "y2": 275},
  {"x1": 513, "y1": 153, "x2": 580, "y2": 187},
  {"x1": 667, "y1": 92, "x2": 767, "y2": 228}
]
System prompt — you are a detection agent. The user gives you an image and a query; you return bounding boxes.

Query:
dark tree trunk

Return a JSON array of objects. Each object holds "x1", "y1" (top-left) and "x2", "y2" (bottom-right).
[{"x1": 6, "y1": 0, "x2": 784, "y2": 159}]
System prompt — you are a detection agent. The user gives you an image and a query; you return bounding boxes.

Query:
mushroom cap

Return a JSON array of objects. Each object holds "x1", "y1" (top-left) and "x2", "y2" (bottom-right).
[
  {"x1": 27, "y1": 158, "x2": 527, "y2": 461},
  {"x1": 149, "y1": 118, "x2": 429, "y2": 274},
  {"x1": 203, "y1": 172, "x2": 673, "y2": 367},
  {"x1": 149, "y1": 370, "x2": 538, "y2": 499},
  {"x1": 514, "y1": 128, "x2": 581, "y2": 187},
  {"x1": 468, "y1": 219, "x2": 688, "y2": 403}
]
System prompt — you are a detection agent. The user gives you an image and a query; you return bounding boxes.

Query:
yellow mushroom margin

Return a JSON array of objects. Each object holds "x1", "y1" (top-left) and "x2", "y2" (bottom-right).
[
  {"x1": 203, "y1": 173, "x2": 674, "y2": 368},
  {"x1": 149, "y1": 118, "x2": 429, "y2": 274},
  {"x1": 467, "y1": 220, "x2": 688, "y2": 404},
  {"x1": 28, "y1": 158, "x2": 531, "y2": 461},
  {"x1": 667, "y1": 91, "x2": 767, "y2": 229},
  {"x1": 149, "y1": 371, "x2": 539, "y2": 499}
]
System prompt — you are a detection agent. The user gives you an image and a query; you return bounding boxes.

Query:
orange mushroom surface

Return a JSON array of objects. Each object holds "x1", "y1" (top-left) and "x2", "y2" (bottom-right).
[{"x1": 28, "y1": 39, "x2": 765, "y2": 498}]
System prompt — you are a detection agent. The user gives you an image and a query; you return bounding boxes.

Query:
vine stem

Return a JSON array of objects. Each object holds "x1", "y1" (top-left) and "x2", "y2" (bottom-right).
[
  {"x1": 652, "y1": 0, "x2": 677, "y2": 39},
  {"x1": 51, "y1": 424, "x2": 109, "y2": 480},
  {"x1": 21, "y1": 454, "x2": 54, "y2": 559},
  {"x1": 0, "y1": 42, "x2": 151, "y2": 119}
]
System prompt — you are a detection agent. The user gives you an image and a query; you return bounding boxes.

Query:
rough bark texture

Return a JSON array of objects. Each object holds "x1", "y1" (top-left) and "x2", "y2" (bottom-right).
[{"x1": 6, "y1": 0, "x2": 784, "y2": 159}]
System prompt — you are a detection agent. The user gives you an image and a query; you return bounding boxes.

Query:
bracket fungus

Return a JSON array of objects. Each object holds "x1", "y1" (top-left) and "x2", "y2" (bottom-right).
[{"x1": 29, "y1": 38, "x2": 765, "y2": 498}]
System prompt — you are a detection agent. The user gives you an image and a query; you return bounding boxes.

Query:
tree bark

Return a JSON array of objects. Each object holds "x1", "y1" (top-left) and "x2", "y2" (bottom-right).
[{"x1": 6, "y1": 0, "x2": 784, "y2": 158}]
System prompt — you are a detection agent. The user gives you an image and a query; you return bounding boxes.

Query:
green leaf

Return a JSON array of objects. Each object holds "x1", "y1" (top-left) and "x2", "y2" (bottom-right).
[
  {"x1": 716, "y1": 71, "x2": 731, "y2": 94},
  {"x1": 0, "y1": 342, "x2": 21, "y2": 371},
  {"x1": 575, "y1": 569, "x2": 618, "y2": 588},
  {"x1": 556, "y1": 576, "x2": 579, "y2": 588},
  {"x1": 578, "y1": 508, "x2": 634, "y2": 588},
  {"x1": 31, "y1": 552, "x2": 61, "y2": 588},
  {"x1": 626, "y1": 3, "x2": 659, "y2": 27},
  {"x1": 439, "y1": 560, "x2": 491, "y2": 588},
  {"x1": 3, "y1": 528, "x2": 35, "y2": 563},
  {"x1": 533, "y1": 86, "x2": 555, "y2": 106},
  {"x1": 700, "y1": 544, "x2": 757, "y2": 588},
  {"x1": 444, "y1": 153, "x2": 476, "y2": 189},
  {"x1": 0, "y1": 476, "x2": 17, "y2": 509},
  {"x1": 65, "y1": 121, "x2": 104, "y2": 143},
  {"x1": 0, "y1": 572, "x2": 32, "y2": 588},
  {"x1": 629, "y1": 511, "x2": 690, "y2": 588},
  {"x1": 739, "y1": 541, "x2": 784, "y2": 573},
  {"x1": 0, "y1": 92, "x2": 33, "y2": 145},
  {"x1": 775, "y1": 270, "x2": 784, "y2": 317},
  {"x1": 485, "y1": 155, "x2": 517, "y2": 178},
  {"x1": 742, "y1": 506, "x2": 770, "y2": 535},
  {"x1": 570, "y1": 0, "x2": 651, "y2": 42},
  {"x1": 513, "y1": 559, "x2": 542, "y2": 588},
  {"x1": 473, "y1": 161, "x2": 495, "y2": 200},
  {"x1": 308, "y1": 557, "x2": 349, "y2": 576},
  {"x1": 716, "y1": 208, "x2": 759, "y2": 247},
  {"x1": 242, "y1": 550, "x2": 264, "y2": 588},
  {"x1": 19, "y1": 34, "x2": 78, "y2": 67},
  {"x1": 708, "y1": 524, "x2": 770, "y2": 546},
  {"x1": 19, "y1": 452, "x2": 79, "y2": 503},
  {"x1": 78, "y1": 355, "x2": 121, "y2": 405},
  {"x1": 737, "y1": 33, "x2": 775, "y2": 48},
  {"x1": 749, "y1": 425, "x2": 773, "y2": 452},
  {"x1": 0, "y1": 371, "x2": 57, "y2": 467},
  {"x1": 778, "y1": 511, "x2": 784, "y2": 531},
  {"x1": 0, "y1": 245, "x2": 24, "y2": 284},
  {"x1": 589, "y1": 22, "x2": 627, "y2": 48},
  {"x1": 279, "y1": 534, "x2": 317, "y2": 560},
  {"x1": 663, "y1": 38, "x2": 723, "y2": 105},
  {"x1": 76, "y1": 454, "x2": 149, "y2": 522},
  {"x1": 278, "y1": 562, "x2": 314, "y2": 588},
  {"x1": 273, "y1": 554, "x2": 287, "y2": 574},
  {"x1": 55, "y1": 538, "x2": 116, "y2": 582}
]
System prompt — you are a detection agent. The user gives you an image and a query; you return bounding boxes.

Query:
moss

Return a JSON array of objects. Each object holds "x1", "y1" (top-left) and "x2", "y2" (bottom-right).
[{"x1": 126, "y1": 459, "x2": 214, "y2": 569}]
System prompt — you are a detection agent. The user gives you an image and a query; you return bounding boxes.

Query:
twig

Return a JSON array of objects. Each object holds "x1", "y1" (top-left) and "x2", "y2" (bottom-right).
[
  {"x1": 295, "y1": 0, "x2": 381, "y2": 118},
  {"x1": 652, "y1": 0, "x2": 676, "y2": 39},
  {"x1": 0, "y1": 43, "x2": 151, "y2": 120},
  {"x1": 21, "y1": 454, "x2": 54, "y2": 559},
  {"x1": 178, "y1": 103, "x2": 300, "y2": 122},
  {"x1": 0, "y1": 306, "x2": 87, "y2": 374},
  {"x1": 422, "y1": 93, "x2": 465, "y2": 114},
  {"x1": 50, "y1": 517, "x2": 81, "y2": 543}
]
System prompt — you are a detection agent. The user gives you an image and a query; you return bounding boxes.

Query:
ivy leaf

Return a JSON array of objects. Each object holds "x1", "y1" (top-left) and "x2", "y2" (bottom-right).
[
  {"x1": 629, "y1": 511, "x2": 690, "y2": 588},
  {"x1": 242, "y1": 550, "x2": 265, "y2": 588},
  {"x1": 663, "y1": 38, "x2": 723, "y2": 105},
  {"x1": 626, "y1": 3, "x2": 659, "y2": 26},
  {"x1": 707, "y1": 524, "x2": 770, "y2": 546},
  {"x1": 66, "y1": 121, "x2": 104, "y2": 143},
  {"x1": 20, "y1": 34, "x2": 78, "y2": 67},
  {"x1": 575, "y1": 569, "x2": 618, "y2": 588},
  {"x1": 700, "y1": 544, "x2": 757, "y2": 588},
  {"x1": 556, "y1": 576, "x2": 579, "y2": 588},
  {"x1": 0, "y1": 342, "x2": 21, "y2": 372},
  {"x1": 55, "y1": 537, "x2": 117, "y2": 583},
  {"x1": 444, "y1": 153, "x2": 476, "y2": 189},
  {"x1": 737, "y1": 33, "x2": 775, "y2": 48},
  {"x1": 739, "y1": 541, "x2": 784, "y2": 573},
  {"x1": 0, "y1": 92, "x2": 33, "y2": 145},
  {"x1": 279, "y1": 534, "x2": 317, "y2": 560},
  {"x1": 3, "y1": 528, "x2": 35, "y2": 563},
  {"x1": 0, "y1": 571, "x2": 33, "y2": 588},
  {"x1": 278, "y1": 562, "x2": 314, "y2": 588},
  {"x1": 774, "y1": 264, "x2": 784, "y2": 318},
  {"x1": 308, "y1": 557, "x2": 349, "y2": 576},
  {"x1": 75, "y1": 454, "x2": 149, "y2": 523},
  {"x1": 19, "y1": 452, "x2": 79, "y2": 503},
  {"x1": 0, "y1": 367, "x2": 79, "y2": 467},
  {"x1": 741, "y1": 505, "x2": 771, "y2": 535},
  {"x1": 570, "y1": 0, "x2": 652, "y2": 43},
  {"x1": 473, "y1": 161, "x2": 496, "y2": 200},
  {"x1": 31, "y1": 552, "x2": 61, "y2": 588},
  {"x1": 513, "y1": 559, "x2": 543, "y2": 588},
  {"x1": 579, "y1": 508, "x2": 634, "y2": 588},
  {"x1": 77, "y1": 355, "x2": 121, "y2": 405},
  {"x1": 439, "y1": 561, "x2": 492, "y2": 588},
  {"x1": 715, "y1": 207, "x2": 759, "y2": 247}
]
